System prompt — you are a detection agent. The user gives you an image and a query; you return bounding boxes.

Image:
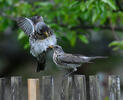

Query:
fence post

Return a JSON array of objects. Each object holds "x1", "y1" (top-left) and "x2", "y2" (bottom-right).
[
  {"x1": 0, "y1": 78, "x2": 6, "y2": 100},
  {"x1": 73, "y1": 75, "x2": 87, "y2": 100},
  {"x1": 108, "y1": 75, "x2": 121, "y2": 100},
  {"x1": 11, "y1": 76, "x2": 22, "y2": 100},
  {"x1": 60, "y1": 76, "x2": 73, "y2": 100},
  {"x1": 41, "y1": 76, "x2": 54, "y2": 100},
  {"x1": 28, "y1": 79, "x2": 40, "y2": 100},
  {"x1": 89, "y1": 75, "x2": 101, "y2": 100}
]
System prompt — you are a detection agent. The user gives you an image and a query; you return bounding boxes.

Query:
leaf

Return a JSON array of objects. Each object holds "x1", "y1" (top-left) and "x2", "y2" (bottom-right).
[
  {"x1": 119, "y1": 45, "x2": 123, "y2": 50},
  {"x1": 7, "y1": 0, "x2": 13, "y2": 5},
  {"x1": 24, "y1": 43, "x2": 30, "y2": 49},
  {"x1": 16, "y1": 2, "x2": 32, "y2": 16},
  {"x1": 34, "y1": 2, "x2": 52, "y2": 7},
  {"x1": 101, "y1": 0, "x2": 116, "y2": 10},
  {"x1": 109, "y1": 41, "x2": 123, "y2": 51},
  {"x1": 100, "y1": 4, "x2": 107, "y2": 24},
  {"x1": 80, "y1": 2, "x2": 86, "y2": 12},
  {"x1": 86, "y1": 0, "x2": 94, "y2": 9},
  {"x1": 92, "y1": 9, "x2": 98, "y2": 23},
  {"x1": 69, "y1": 1, "x2": 79, "y2": 8},
  {"x1": 65, "y1": 32, "x2": 76, "y2": 47},
  {"x1": 78, "y1": 35, "x2": 88, "y2": 44},
  {"x1": 109, "y1": 41, "x2": 120, "y2": 47},
  {"x1": 92, "y1": 2, "x2": 101, "y2": 23},
  {"x1": 70, "y1": 35, "x2": 76, "y2": 47},
  {"x1": 112, "y1": 47, "x2": 119, "y2": 51},
  {"x1": 0, "y1": 0, "x2": 3, "y2": 2},
  {"x1": 18, "y1": 31, "x2": 26, "y2": 40}
]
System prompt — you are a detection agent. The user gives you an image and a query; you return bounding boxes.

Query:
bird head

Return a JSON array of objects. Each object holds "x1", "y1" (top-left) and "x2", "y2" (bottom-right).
[{"x1": 49, "y1": 45, "x2": 64, "y2": 54}]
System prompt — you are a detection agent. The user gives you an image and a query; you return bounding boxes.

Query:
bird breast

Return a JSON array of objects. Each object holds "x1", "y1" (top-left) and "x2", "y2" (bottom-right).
[{"x1": 30, "y1": 35, "x2": 57, "y2": 57}]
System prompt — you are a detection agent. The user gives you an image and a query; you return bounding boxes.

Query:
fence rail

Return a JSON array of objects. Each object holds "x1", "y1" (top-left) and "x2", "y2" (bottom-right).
[{"x1": 0, "y1": 75, "x2": 121, "y2": 100}]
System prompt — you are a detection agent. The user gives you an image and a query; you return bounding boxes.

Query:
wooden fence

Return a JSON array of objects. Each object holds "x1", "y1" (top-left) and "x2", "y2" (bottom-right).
[{"x1": 0, "y1": 75, "x2": 121, "y2": 100}]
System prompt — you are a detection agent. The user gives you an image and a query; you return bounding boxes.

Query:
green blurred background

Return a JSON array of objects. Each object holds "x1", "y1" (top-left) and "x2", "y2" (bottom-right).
[{"x1": 0, "y1": 0, "x2": 123, "y2": 99}]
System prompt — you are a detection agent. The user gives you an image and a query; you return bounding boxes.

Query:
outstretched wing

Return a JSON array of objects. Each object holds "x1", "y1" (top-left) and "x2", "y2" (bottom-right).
[{"x1": 17, "y1": 17, "x2": 34, "y2": 36}]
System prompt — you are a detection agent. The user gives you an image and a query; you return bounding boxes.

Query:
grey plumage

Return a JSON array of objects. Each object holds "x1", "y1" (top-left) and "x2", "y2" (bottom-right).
[
  {"x1": 52, "y1": 45, "x2": 107, "y2": 95},
  {"x1": 17, "y1": 17, "x2": 35, "y2": 35},
  {"x1": 17, "y1": 16, "x2": 57, "y2": 72},
  {"x1": 52, "y1": 45, "x2": 106, "y2": 74}
]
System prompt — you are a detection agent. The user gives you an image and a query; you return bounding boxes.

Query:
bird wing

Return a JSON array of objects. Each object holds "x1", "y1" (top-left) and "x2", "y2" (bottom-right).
[
  {"x1": 58, "y1": 53, "x2": 83, "y2": 64},
  {"x1": 57, "y1": 53, "x2": 105, "y2": 64},
  {"x1": 17, "y1": 17, "x2": 34, "y2": 36}
]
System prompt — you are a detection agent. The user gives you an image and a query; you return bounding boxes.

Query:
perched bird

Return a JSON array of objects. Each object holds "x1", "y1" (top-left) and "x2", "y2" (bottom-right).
[
  {"x1": 17, "y1": 16, "x2": 57, "y2": 72},
  {"x1": 51, "y1": 45, "x2": 106, "y2": 76}
]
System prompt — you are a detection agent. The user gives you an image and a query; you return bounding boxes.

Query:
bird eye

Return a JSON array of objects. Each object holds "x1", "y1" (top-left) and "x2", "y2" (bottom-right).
[{"x1": 55, "y1": 46, "x2": 58, "y2": 49}]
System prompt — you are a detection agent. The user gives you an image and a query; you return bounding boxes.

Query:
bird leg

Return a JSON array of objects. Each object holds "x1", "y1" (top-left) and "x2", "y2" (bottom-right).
[
  {"x1": 61, "y1": 68, "x2": 77, "y2": 87},
  {"x1": 61, "y1": 68, "x2": 77, "y2": 88},
  {"x1": 64, "y1": 68, "x2": 77, "y2": 78},
  {"x1": 60, "y1": 68, "x2": 77, "y2": 98}
]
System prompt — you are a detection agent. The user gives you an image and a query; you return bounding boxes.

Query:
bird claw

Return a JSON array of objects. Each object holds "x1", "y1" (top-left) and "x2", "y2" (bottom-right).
[{"x1": 64, "y1": 68, "x2": 77, "y2": 78}]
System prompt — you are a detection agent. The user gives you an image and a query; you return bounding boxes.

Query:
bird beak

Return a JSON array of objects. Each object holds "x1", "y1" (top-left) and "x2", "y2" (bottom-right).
[
  {"x1": 44, "y1": 32, "x2": 49, "y2": 37},
  {"x1": 49, "y1": 45, "x2": 53, "y2": 49}
]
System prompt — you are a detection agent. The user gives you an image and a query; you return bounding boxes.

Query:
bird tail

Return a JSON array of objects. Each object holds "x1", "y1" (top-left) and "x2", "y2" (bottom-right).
[
  {"x1": 36, "y1": 52, "x2": 46, "y2": 72},
  {"x1": 87, "y1": 56, "x2": 108, "y2": 62},
  {"x1": 36, "y1": 60, "x2": 46, "y2": 72},
  {"x1": 82, "y1": 56, "x2": 107, "y2": 63}
]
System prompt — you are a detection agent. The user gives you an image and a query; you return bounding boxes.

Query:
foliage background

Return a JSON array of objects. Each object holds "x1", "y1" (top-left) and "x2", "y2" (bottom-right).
[
  {"x1": 0, "y1": 0, "x2": 123, "y2": 99},
  {"x1": 1, "y1": 0, "x2": 123, "y2": 49}
]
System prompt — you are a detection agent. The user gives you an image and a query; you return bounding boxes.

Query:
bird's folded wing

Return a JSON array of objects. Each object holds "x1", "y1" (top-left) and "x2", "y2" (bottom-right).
[
  {"x1": 58, "y1": 54, "x2": 84, "y2": 64},
  {"x1": 17, "y1": 17, "x2": 34, "y2": 36}
]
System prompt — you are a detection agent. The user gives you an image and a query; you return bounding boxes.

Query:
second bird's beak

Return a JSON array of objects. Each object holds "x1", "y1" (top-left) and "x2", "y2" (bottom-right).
[
  {"x1": 49, "y1": 45, "x2": 53, "y2": 49},
  {"x1": 44, "y1": 32, "x2": 49, "y2": 37}
]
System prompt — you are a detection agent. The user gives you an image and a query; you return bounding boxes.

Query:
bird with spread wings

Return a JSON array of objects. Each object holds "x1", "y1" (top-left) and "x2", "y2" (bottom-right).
[{"x1": 17, "y1": 16, "x2": 57, "y2": 72}]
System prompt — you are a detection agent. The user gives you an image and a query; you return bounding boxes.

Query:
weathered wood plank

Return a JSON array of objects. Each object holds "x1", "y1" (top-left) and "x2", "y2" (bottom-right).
[
  {"x1": 0, "y1": 75, "x2": 121, "y2": 100},
  {"x1": 60, "y1": 75, "x2": 87, "y2": 100},
  {"x1": 0, "y1": 78, "x2": 6, "y2": 100},
  {"x1": 28, "y1": 79, "x2": 40, "y2": 100},
  {"x1": 11, "y1": 76, "x2": 22, "y2": 100},
  {"x1": 41, "y1": 76, "x2": 54, "y2": 100},
  {"x1": 73, "y1": 75, "x2": 87, "y2": 100},
  {"x1": 108, "y1": 75, "x2": 121, "y2": 100},
  {"x1": 60, "y1": 76, "x2": 73, "y2": 100},
  {"x1": 89, "y1": 75, "x2": 101, "y2": 100},
  {"x1": 96, "y1": 73, "x2": 109, "y2": 100}
]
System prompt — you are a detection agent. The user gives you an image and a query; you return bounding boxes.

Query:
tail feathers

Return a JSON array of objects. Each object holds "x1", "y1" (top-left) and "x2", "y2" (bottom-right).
[
  {"x1": 90, "y1": 56, "x2": 108, "y2": 59},
  {"x1": 84, "y1": 56, "x2": 108, "y2": 62},
  {"x1": 36, "y1": 60, "x2": 46, "y2": 72},
  {"x1": 36, "y1": 52, "x2": 46, "y2": 72}
]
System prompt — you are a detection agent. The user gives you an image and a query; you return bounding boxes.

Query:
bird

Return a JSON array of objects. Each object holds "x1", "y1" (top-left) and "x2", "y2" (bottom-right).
[
  {"x1": 51, "y1": 45, "x2": 106, "y2": 77},
  {"x1": 17, "y1": 16, "x2": 57, "y2": 72}
]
